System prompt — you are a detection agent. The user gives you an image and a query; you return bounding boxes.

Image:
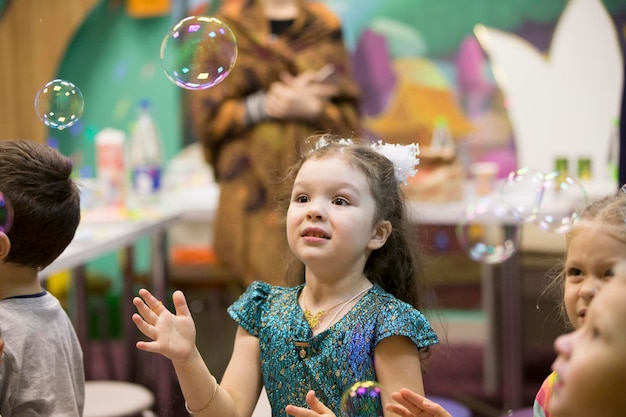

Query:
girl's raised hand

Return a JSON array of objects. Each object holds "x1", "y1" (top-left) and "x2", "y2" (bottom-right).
[
  {"x1": 132, "y1": 288, "x2": 197, "y2": 364},
  {"x1": 385, "y1": 389, "x2": 452, "y2": 417},
  {"x1": 285, "y1": 390, "x2": 336, "y2": 417}
]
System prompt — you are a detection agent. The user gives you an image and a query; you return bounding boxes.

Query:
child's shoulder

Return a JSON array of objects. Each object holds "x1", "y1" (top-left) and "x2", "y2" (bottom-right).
[
  {"x1": 369, "y1": 284, "x2": 413, "y2": 309},
  {"x1": 239, "y1": 280, "x2": 302, "y2": 303}
]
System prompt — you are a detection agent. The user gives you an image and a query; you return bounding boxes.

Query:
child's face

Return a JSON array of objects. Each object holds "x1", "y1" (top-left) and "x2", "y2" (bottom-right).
[
  {"x1": 286, "y1": 156, "x2": 385, "y2": 272},
  {"x1": 563, "y1": 224, "x2": 626, "y2": 329},
  {"x1": 549, "y1": 276, "x2": 626, "y2": 417}
]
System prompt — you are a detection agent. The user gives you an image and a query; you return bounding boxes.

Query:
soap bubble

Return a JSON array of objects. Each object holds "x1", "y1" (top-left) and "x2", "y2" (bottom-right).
[
  {"x1": 341, "y1": 381, "x2": 383, "y2": 417},
  {"x1": 534, "y1": 172, "x2": 587, "y2": 234},
  {"x1": 456, "y1": 196, "x2": 520, "y2": 264},
  {"x1": 0, "y1": 192, "x2": 14, "y2": 234},
  {"x1": 160, "y1": 16, "x2": 238, "y2": 90},
  {"x1": 34, "y1": 79, "x2": 84, "y2": 130},
  {"x1": 499, "y1": 167, "x2": 545, "y2": 222}
]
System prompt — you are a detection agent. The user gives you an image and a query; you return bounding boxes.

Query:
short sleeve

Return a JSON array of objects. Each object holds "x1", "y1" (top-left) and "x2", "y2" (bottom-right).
[
  {"x1": 374, "y1": 300, "x2": 439, "y2": 350},
  {"x1": 227, "y1": 281, "x2": 272, "y2": 337},
  {"x1": 533, "y1": 371, "x2": 556, "y2": 417}
]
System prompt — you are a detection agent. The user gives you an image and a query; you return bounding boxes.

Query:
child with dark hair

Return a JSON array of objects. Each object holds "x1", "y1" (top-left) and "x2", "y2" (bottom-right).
[
  {"x1": 0, "y1": 139, "x2": 83, "y2": 416},
  {"x1": 132, "y1": 136, "x2": 437, "y2": 416}
]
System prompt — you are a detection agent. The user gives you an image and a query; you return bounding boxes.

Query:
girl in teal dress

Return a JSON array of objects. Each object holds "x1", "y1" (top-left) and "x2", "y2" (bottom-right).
[{"x1": 132, "y1": 136, "x2": 438, "y2": 416}]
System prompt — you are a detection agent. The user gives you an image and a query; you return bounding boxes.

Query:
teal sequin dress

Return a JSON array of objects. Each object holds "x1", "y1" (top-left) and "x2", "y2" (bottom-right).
[{"x1": 227, "y1": 281, "x2": 439, "y2": 417}]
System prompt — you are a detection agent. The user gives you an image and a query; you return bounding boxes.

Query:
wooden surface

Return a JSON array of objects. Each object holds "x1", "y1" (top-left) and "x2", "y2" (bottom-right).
[{"x1": 0, "y1": 0, "x2": 99, "y2": 143}]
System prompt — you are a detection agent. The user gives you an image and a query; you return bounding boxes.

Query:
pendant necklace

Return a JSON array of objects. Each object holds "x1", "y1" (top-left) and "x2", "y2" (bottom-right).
[{"x1": 302, "y1": 284, "x2": 372, "y2": 330}]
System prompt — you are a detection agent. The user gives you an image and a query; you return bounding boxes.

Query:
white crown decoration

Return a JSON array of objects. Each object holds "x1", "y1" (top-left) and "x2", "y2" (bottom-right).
[
  {"x1": 313, "y1": 137, "x2": 420, "y2": 184},
  {"x1": 474, "y1": 0, "x2": 622, "y2": 182}
]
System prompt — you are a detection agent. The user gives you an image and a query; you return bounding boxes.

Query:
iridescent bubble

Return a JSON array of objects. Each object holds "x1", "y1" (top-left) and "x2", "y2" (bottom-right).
[
  {"x1": 534, "y1": 172, "x2": 587, "y2": 233},
  {"x1": 160, "y1": 16, "x2": 238, "y2": 90},
  {"x1": 341, "y1": 381, "x2": 383, "y2": 417},
  {"x1": 499, "y1": 167, "x2": 545, "y2": 222},
  {"x1": 456, "y1": 196, "x2": 520, "y2": 264},
  {"x1": 34, "y1": 79, "x2": 84, "y2": 130},
  {"x1": 0, "y1": 192, "x2": 14, "y2": 234}
]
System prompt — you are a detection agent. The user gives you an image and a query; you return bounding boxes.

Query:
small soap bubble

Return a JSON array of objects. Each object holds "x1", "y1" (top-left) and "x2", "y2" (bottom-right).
[
  {"x1": 0, "y1": 192, "x2": 14, "y2": 234},
  {"x1": 534, "y1": 172, "x2": 587, "y2": 234},
  {"x1": 499, "y1": 167, "x2": 545, "y2": 222},
  {"x1": 34, "y1": 79, "x2": 84, "y2": 130},
  {"x1": 456, "y1": 196, "x2": 520, "y2": 264},
  {"x1": 160, "y1": 16, "x2": 238, "y2": 90},
  {"x1": 341, "y1": 381, "x2": 383, "y2": 417}
]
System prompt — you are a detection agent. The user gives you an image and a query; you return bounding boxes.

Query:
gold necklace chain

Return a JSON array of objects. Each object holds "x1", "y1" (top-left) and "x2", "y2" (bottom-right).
[{"x1": 302, "y1": 285, "x2": 372, "y2": 330}]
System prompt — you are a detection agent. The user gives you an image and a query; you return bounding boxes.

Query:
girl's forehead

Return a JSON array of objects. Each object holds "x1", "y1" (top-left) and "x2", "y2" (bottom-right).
[{"x1": 301, "y1": 154, "x2": 359, "y2": 173}]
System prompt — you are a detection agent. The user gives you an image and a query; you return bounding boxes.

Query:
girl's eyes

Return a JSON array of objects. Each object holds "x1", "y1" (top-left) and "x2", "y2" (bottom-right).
[
  {"x1": 332, "y1": 197, "x2": 350, "y2": 206},
  {"x1": 566, "y1": 267, "x2": 616, "y2": 280},
  {"x1": 292, "y1": 195, "x2": 351, "y2": 205},
  {"x1": 566, "y1": 267, "x2": 583, "y2": 280}
]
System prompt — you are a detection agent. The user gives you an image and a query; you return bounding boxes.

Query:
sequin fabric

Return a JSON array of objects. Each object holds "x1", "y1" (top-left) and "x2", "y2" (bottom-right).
[{"x1": 227, "y1": 281, "x2": 439, "y2": 416}]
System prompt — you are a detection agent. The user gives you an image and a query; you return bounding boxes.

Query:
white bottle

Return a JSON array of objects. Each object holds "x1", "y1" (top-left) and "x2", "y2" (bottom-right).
[
  {"x1": 430, "y1": 116, "x2": 455, "y2": 152},
  {"x1": 95, "y1": 127, "x2": 126, "y2": 208},
  {"x1": 128, "y1": 99, "x2": 164, "y2": 207}
]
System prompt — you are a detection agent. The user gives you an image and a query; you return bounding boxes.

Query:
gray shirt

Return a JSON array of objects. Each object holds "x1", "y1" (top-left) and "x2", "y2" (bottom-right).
[{"x1": 0, "y1": 291, "x2": 84, "y2": 416}]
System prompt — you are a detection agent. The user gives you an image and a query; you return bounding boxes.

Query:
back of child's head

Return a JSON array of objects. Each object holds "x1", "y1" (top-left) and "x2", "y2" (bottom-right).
[
  {"x1": 0, "y1": 139, "x2": 80, "y2": 269},
  {"x1": 285, "y1": 136, "x2": 426, "y2": 309},
  {"x1": 542, "y1": 190, "x2": 626, "y2": 326}
]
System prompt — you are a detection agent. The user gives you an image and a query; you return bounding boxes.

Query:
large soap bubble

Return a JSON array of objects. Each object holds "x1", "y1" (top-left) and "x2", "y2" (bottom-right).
[
  {"x1": 34, "y1": 79, "x2": 84, "y2": 130},
  {"x1": 160, "y1": 16, "x2": 238, "y2": 90},
  {"x1": 499, "y1": 167, "x2": 545, "y2": 222},
  {"x1": 534, "y1": 172, "x2": 587, "y2": 234},
  {"x1": 456, "y1": 196, "x2": 520, "y2": 264}
]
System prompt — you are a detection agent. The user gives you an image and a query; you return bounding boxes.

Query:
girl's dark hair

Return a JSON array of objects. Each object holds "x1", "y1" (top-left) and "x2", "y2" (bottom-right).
[{"x1": 281, "y1": 135, "x2": 428, "y2": 311}]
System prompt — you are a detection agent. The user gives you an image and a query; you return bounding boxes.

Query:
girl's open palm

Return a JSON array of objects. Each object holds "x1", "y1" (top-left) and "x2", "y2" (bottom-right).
[{"x1": 132, "y1": 288, "x2": 196, "y2": 363}]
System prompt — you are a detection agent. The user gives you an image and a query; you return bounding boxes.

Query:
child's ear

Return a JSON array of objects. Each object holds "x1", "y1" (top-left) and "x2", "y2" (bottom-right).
[
  {"x1": 368, "y1": 220, "x2": 392, "y2": 250},
  {"x1": 0, "y1": 232, "x2": 10, "y2": 260}
]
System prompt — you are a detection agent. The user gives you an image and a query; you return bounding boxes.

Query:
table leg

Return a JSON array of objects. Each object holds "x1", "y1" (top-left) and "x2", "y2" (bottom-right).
[
  {"x1": 72, "y1": 265, "x2": 91, "y2": 379},
  {"x1": 481, "y1": 262, "x2": 498, "y2": 395},
  {"x1": 122, "y1": 245, "x2": 136, "y2": 381},
  {"x1": 151, "y1": 230, "x2": 173, "y2": 417},
  {"x1": 501, "y1": 254, "x2": 523, "y2": 410}
]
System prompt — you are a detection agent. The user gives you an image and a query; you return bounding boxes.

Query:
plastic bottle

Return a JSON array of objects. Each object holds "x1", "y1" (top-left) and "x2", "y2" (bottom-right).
[
  {"x1": 95, "y1": 127, "x2": 126, "y2": 207},
  {"x1": 430, "y1": 116, "x2": 455, "y2": 152},
  {"x1": 127, "y1": 99, "x2": 164, "y2": 208}
]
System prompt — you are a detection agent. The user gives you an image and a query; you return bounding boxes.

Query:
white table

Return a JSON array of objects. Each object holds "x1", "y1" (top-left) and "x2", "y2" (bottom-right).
[{"x1": 39, "y1": 207, "x2": 182, "y2": 417}]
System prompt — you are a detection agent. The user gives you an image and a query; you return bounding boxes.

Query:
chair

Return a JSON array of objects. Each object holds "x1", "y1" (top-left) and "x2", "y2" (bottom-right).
[{"x1": 84, "y1": 380, "x2": 156, "y2": 417}]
